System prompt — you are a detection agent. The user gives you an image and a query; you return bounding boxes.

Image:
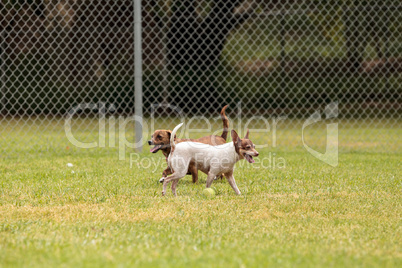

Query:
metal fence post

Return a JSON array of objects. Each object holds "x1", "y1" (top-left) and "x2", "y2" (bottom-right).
[
  {"x1": 0, "y1": 30, "x2": 5, "y2": 115},
  {"x1": 134, "y1": 0, "x2": 143, "y2": 152}
]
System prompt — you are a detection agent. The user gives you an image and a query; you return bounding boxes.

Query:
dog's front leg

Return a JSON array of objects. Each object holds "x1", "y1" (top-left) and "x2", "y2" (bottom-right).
[
  {"x1": 206, "y1": 172, "x2": 217, "y2": 188},
  {"x1": 224, "y1": 172, "x2": 241, "y2": 195}
]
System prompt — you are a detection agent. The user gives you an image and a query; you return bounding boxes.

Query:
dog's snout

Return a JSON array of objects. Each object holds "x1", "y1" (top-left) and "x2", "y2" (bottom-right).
[
  {"x1": 255, "y1": 151, "x2": 259, "y2": 157},
  {"x1": 148, "y1": 140, "x2": 152, "y2": 145}
]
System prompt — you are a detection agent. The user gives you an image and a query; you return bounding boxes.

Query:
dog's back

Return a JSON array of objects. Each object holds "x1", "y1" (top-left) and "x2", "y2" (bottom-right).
[
  {"x1": 177, "y1": 135, "x2": 225, "y2": 146},
  {"x1": 170, "y1": 141, "x2": 236, "y2": 175}
]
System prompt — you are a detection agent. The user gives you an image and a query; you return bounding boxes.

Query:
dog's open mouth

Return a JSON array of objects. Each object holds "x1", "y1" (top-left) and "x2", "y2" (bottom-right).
[
  {"x1": 244, "y1": 153, "x2": 255, "y2": 163},
  {"x1": 150, "y1": 144, "x2": 162, "y2": 153}
]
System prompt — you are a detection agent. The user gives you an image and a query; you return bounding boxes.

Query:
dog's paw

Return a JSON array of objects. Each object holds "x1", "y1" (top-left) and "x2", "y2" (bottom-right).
[
  {"x1": 161, "y1": 191, "x2": 166, "y2": 196},
  {"x1": 159, "y1": 177, "x2": 166, "y2": 183},
  {"x1": 214, "y1": 175, "x2": 224, "y2": 180}
]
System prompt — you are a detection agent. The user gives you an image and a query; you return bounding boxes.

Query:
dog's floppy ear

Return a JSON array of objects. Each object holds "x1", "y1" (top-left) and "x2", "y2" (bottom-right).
[{"x1": 244, "y1": 128, "x2": 249, "y2": 139}]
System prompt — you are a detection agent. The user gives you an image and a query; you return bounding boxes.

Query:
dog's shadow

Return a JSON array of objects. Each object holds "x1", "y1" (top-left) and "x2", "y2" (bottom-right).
[
  {"x1": 181, "y1": 178, "x2": 226, "y2": 185},
  {"x1": 158, "y1": 177, "x2": 226, "y2": 185}
]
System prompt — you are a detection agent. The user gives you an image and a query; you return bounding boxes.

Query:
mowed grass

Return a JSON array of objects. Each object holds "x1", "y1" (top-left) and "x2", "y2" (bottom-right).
[{"x1": 0, "y1": 118, "x2": 401, "y2": 267}]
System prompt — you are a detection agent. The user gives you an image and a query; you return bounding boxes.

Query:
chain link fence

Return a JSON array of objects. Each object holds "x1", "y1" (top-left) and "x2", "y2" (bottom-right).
[{"x1": 0, "y1": 1, "x2": 401, "y2": 154}]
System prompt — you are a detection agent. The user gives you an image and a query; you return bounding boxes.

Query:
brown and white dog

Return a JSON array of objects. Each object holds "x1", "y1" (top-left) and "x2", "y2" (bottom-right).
[
  {"x1": 162, "y1": 123, "x2": 259, "y2": 196},
  {"x1": 148, "y1": 105, "x2": 229, "y2": 183}
]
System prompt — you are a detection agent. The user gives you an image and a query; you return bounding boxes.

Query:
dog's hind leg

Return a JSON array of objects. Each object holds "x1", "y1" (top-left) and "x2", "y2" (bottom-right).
[
  {"x1": 171, "y1": 179, "x2": 179, "y2": 196},
  {"x1": 162, "y1": 173, "x2": 183, "y2": 196},
  {"x1": 163, "y1": 157, "x2": 189, "y2": 196},
  {"x1": 159, "y1": 167, "x2": 173, "y2": 183},
  {"x1": 224, "y1": 172, "x2": 241, "y2": 195},
  {"x1": 188, "y1": 164, "x2": 198, "y2": 183},
  {"x1": 162, "y1": 167, "x2": 187, "y2": 196}
]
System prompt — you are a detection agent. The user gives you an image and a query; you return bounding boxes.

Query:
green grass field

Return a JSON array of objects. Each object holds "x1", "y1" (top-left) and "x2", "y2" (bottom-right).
[{"x1": 0, "y1": 118, "x2": 401, "y2": 267}]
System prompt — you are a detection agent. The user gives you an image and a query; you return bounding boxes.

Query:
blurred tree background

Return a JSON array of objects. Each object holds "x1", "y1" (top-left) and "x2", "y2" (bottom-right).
[{"x1": 0, "y1": 0, "x2": 401, "y2": 115}]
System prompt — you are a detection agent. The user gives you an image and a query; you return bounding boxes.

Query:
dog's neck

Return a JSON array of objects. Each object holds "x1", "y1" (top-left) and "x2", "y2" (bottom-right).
[
  {"x1": 161, "y1": 147, "x2": 171, "y2": 158},
  {"x1": 232, "y1": 143, "x2": 242, "y2": 163},
  {"x1": 219, "y1": 142, "x2": 242, "y2": 164}
]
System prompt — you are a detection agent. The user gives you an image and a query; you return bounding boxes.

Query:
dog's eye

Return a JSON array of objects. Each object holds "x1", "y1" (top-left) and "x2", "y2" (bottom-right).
[
  {"x1": 157, "y1": 135, "x2": 162, "y2": 139},
  {"x1": 246, "y1": 145, "x2": 251, "y2": 149}
]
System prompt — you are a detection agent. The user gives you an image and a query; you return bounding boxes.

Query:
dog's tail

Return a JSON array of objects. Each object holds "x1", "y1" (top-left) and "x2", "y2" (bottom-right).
[
  {"x1": 170, "y1": 123, "x2": 184, "y2": 152},
  {"x1": 220, "y1": 105, "x2": 229, "y2": 140}
]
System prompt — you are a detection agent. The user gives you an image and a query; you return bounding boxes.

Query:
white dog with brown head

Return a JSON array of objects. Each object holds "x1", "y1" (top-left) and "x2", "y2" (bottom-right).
[{"x1": 162, "y1": 123, "x2": 259, "y2": 196}]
